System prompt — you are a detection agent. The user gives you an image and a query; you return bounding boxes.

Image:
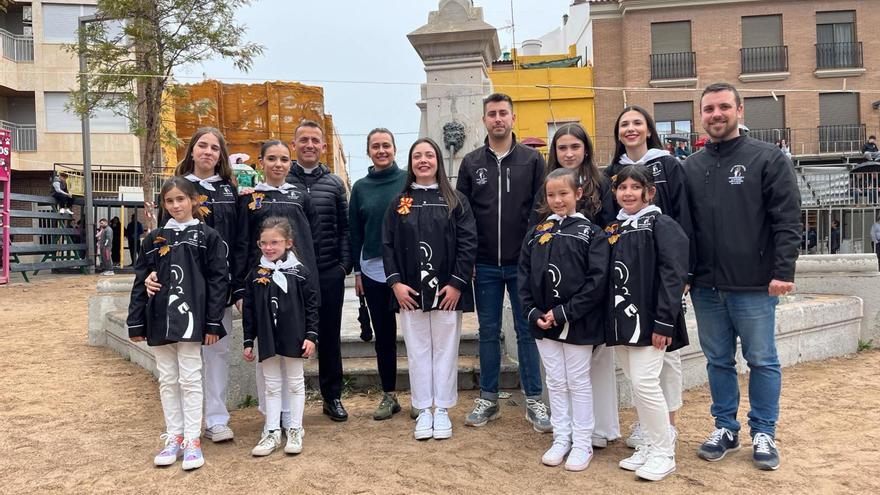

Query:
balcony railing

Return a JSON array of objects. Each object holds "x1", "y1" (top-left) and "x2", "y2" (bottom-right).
[
  {"x1": 816, "y1": 42, "x2": 863, "y2": 69},
  {"x1": 0, "y1": 120, "x2": 37, "y2": 151},
  {"x1": 818, "y1": 124, "x2": 865, "y2": 154},
  {"x1": 741, "y1": 45, "x2": 789, "y2": 74},
  {"x1": 0, "y1": 28, "x2": 33, "y2": 62},
  {"x1": 650, "y1": 51, "x2": 696, "y2": 80},
  {"x1": 748, "y1": 127, "x2": 791, "y2": 145}
]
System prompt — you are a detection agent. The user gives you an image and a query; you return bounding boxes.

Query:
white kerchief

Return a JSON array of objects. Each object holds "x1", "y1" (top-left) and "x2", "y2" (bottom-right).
[
  {"x1": 258, "y1": 251, "x2": 301, "y2": 293},
  {"x1": 410, "y1": 183, "x2": 439, "y2": 190},
  {"x1": 616, "y1": 204, "x2": 662, "y2": 228},
  {"x1": 184, "y1": 174, "x2": 222, "y2": 192},
  {"x1": 618, "y1": 148, "x2": 670, "y2": 166},
  {"x1": 255, "y1": 182, "x2": 297, "y2": 192},
  {"x1": 164, "y1": 218, "x2": 200, "y2": 231}
]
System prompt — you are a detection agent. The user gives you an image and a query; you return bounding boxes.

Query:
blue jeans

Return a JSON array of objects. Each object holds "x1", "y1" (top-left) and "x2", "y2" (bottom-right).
[
  {"x1": 475, "y1": 263, "x2": 543, "y2": 400},
  {"x1": 691, "y1": 287, "x2": 781, "y2": 438}
]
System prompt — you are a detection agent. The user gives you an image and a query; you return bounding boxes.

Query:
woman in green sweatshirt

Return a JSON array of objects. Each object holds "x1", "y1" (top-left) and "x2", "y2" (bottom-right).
[{"x1": 349, "y1": 128, "x2": 408, "y2": 420}]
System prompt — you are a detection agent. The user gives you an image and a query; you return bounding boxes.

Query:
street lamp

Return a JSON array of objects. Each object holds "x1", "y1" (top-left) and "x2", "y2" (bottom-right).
[{"x1": 78, "y1": 14, "x2": 100, "y2": 272}]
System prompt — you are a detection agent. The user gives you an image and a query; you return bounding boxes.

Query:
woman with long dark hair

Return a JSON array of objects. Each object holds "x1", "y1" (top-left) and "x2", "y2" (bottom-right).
[
  {"x1": 383, "y1": 137, "x2": 477, "y2": 441},
  {"x1": 349, "y1": 128, "x2": 409, "y2": 420},
  {"x1": 605, "y1": 105, "x2": 694, "y2": 450}
]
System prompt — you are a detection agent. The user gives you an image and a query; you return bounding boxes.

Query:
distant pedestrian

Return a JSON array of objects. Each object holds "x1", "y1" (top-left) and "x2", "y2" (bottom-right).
[
  {"x1": 96, "y1": 218, "x2": 114, "y2": 275},
  {"x1": 863, "y1": 135, "x2": 880, "y2": 161},
  {"x1": 125, "y1": 214, "x2": 144, "y2": 266},
  {"x1": 51, "y1": 172, "x2": 74, "y2": 214},
  {"x1": 830, "y1": 219, "x2": 840, "y2": 254},
  {"x1": 110, "y1": 217, "x2": 123, "y2": 268},
  {"x1": 872, "y1": 215, "x2": 880, "y2": 271}
]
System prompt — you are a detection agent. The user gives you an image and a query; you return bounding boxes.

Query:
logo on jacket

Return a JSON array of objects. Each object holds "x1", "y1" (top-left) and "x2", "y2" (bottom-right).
[
  {"x1": 219, "y1": 184, "x2": 234, "y2": 197},
  {"x1": 650, "y1": 162, "x2": 661, "y2": 177},
  {"x1": 728, "y1": 164, "x2": 747, "y2": 185},
  {"x1": 475, "y1": 168, "x2": 488, "y2": 186}
]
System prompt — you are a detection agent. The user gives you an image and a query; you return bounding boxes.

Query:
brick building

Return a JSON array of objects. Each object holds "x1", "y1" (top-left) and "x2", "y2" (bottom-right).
[{"x1": 589, "y1": 0, "x2": 880, "y2": 165}]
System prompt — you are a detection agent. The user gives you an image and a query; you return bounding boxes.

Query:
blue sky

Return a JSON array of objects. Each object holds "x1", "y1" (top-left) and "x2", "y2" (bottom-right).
[{"x1": 192, "y1": 0, "x2": 574, "y2": 181}]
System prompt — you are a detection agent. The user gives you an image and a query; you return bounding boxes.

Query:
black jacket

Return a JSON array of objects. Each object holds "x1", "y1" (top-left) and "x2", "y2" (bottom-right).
[
  {"x1": 456, "y1": 135, "x2": 546, "y2": 266},
  {"x1": 383, "y1": 187, "x2": 477, "y2": 312},
  {"x1": 683, "y1": 136, "x2": 801, "y2": 291},
  {"x1": 605, "y1": 153, "x2": 695, "y2": 276},
  {"x1": 518, "y1": 214, "x2": 609, "y2": 345},
  {"x1": 233, "y1": 186, "x2": 321, "y2": 302},
  {"x1": 187, "y1": 177, "x2": 239, "y2": 305},
  {"x1": 127, "y1": 223, "x2": 228, "y2": 346},
  {"x1": 286, "y1": 163, "x2": 352, "y2": 274},
  {"x1": 242, "y1": 258, "x2": 319, "y2": 362},
  {"x1": 606, "y1": 210, "x2": 689, "y2": 351}
]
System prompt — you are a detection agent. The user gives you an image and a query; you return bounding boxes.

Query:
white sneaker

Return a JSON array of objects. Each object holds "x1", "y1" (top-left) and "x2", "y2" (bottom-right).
[
  {"x1": 285, "y1": 427, "x2": 304, "y2": 454},
  {"x1": 205, "y1": 424, "x2": 234, "y2": 442},
  {"x1": 101, "y1": 271, "x2": 115, "y2": 276},
  {"x1": 636, "y1": 451, "x2": 676, "y2": 481},
  {"x1": 619, "y1": 444, "x2": 650, "y2": 471},
  {"x1": 626, "y1": 422, "x2": 646, "y2": 448},
  {"x1": 251, "y1": 429, "x2": 281, "y2": 457},
  {"x1": 433, "y1": 408, "x2": 452, "y2": 440},
  {"x1": 414, "y1": 409, "x2": 433, "y2": 440},
  {"x1": 153, "y1": 433, "x2": 183, "y2": 466},
  {"x1": 541, "y1": 440, "x2": 571, "y2": 466},
  {"x1": 564, "y1": 447, "x2": 593, "y2": 472}
]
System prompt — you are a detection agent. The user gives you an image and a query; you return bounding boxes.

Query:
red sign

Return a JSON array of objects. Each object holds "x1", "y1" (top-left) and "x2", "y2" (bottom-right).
[{"x1": 1, "y1": 128, "x2": 12, "y2": 284}]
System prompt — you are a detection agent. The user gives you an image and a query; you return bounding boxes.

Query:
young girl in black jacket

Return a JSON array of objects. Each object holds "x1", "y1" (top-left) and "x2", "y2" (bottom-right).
[
  {"x1": 519, "y1": 168, "x2": 610, "y2": 472},
  {"x1": 383, "y1": 138, "x2": 477, "y2": 441},
  {"x1": 242, "y1": 216, "x2": 319, "y2": 457},
  {"x1": 606, "y1": 165, "x2": 689, "y2": 482},
  {"x1": 605, "y1": 105, "x2": 693, "y2": 451},
  {"x1": 127, "y1": 177, "x2": 229, "y2": 471}
]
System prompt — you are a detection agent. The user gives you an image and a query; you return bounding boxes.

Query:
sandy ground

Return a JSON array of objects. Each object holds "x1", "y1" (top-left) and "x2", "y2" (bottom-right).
[{"x1": 1, "y1": 274, "x2": 879, "y2": 494}]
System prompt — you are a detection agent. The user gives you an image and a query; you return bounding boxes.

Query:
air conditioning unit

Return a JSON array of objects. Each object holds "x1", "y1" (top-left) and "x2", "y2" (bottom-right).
[{"x1": 22, "y1": 6, "x2": 32, "y2": 22}]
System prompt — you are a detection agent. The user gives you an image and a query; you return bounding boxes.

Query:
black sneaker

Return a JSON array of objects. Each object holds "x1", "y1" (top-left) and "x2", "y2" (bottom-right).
[
  {"x1": 323, "y1": 399, "x2": 349, "y2": 422},
  {"x1": 697, "y1": 427, "x2": 740, "y2": 461},
  {"x1": 752, "y1": 433, "x2": 780, "y2": 470}
]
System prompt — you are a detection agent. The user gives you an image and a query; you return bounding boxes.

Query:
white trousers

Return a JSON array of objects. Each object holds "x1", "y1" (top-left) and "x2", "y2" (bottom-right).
[
  {"x1": 261, "y1": 355, "x2": 305, "y2": 431},
  {"x1": 256, "y1": 356, "x2": 291, "y2": 416},
  {"x1": 661, "y1": 350, "x2": 683, "y2": 412},
  {"x1": 153, "y1": 341, "x2": 203, "y2": 440},
  {"x1": 400, "y1": 310, "x2": 462, "y2": 409},
  {"x1": 617, "y1": 345, "x2": 674, "y2": 456},
  {"x1": 535, "y1": 339, "x2": 594, "y2": 451},
  {"x1": 590, "y1": 344, "x2": 621, "y2": 440},
  {"x1": 202, "y1": 307, "x2": 232, "y2": 428}
]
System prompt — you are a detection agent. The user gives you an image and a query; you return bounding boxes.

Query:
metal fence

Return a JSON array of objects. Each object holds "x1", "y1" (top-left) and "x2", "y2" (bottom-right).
[
  {"x1": 0, "y1": 29, "x2": 33, "y2": 62},
  {"x1": 741, "y1": 45, "x2": 789, "y2": 74},
  {"x1": 650, "y1": 51, "x2": 696, "y2": 80},
  {"x1": 56, "y1": 166, "x2": 172, "y2": 197},
  {"x1": 0, "y1": 120, "x2": 37, "y2": 151},
  {"x1": 815, "y1": 41, "x2": 863, "y2": 69}
]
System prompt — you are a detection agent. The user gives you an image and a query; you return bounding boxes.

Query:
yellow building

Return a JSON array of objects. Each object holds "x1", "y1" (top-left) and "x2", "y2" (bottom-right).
[{"x1": 488, "y1": 45, "x2": 596, "y2": 155}]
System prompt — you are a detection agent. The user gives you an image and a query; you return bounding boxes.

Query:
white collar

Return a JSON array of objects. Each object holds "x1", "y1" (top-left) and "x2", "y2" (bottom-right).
[
  {"x1": 184, "y1": 174, "x2": 222, "y2": 191},
  {"x1": 258, "y1": 252, "x2": 301, "y2": 293},
  {"x1": 298, "y1": 163, "x2": 319, "y2": 174},
  {"x1": 619, "y1": 148, "x2": 670, "y2": 166},
  {"x1": 164, "y1": 218, "x2": 200, "y2": 231},
  {"x1": 255, "y1": 182, "x2": 296, "y2": 192},
  {"x1": 410, "y1": 182, "x2": 439, "y2": 190},
  {"x1": 547, "y1": 212, "x2": 587, "y2": 223},
  {"x1": 616, "y1": 204, "x2": 662, "y2": 227}
]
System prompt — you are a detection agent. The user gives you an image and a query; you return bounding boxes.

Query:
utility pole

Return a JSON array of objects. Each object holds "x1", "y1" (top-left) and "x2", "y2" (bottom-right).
[{"x1": 78, "y1": 14, "x2": 100, "y2": 272}]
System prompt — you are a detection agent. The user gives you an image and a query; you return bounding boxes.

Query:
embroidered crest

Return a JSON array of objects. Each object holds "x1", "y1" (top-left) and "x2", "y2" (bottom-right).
[
  {"x1": 397, "y1": 196, "x2": 413, "y2": 215},
  {"x1": 249, "y1": 193, "x2": 265, "y2": 210},
  {"x1": 728, "y1": 164, "x2": 747, "y2": 185},
  {"x1": 197, "y1": 194, "x2": 212, "y2": 217},
  {"x1": 154, "y1": 235, "x2": 170, "y2": 256},
  {"x1": 605, "y1": 223, "x2": 620, "y2": 245},
  {"x1": 475, "y1": 168, "x2": 488, "y2": 185}
]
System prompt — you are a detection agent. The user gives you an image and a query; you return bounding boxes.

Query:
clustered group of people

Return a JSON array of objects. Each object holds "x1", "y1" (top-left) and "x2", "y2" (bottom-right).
[{"x1": 125, "y1": 82, "x2": 801, "y2": 481}]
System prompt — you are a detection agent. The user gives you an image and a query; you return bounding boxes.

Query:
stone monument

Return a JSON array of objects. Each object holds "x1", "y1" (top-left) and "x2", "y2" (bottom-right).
[{"x1": 408, "y1": 0, "x2": 500, "y2": 179}]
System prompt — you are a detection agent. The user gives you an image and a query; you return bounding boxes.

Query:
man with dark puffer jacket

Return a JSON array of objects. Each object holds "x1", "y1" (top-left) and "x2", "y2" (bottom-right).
[
  {"x1": 286, "y1": 120, "x2": 353, "y2": 422},
  {"x1": 684, "y1": 83, "x2": 800, "y2": 472}
]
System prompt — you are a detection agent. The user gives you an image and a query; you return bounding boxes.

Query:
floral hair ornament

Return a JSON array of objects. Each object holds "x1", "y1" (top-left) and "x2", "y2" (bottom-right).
[{"x1": 397, "y1": 196, "x2": 413, "y2": 215}]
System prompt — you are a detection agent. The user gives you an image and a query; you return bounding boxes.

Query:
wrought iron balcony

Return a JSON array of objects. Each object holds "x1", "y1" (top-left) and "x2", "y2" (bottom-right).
[
  {"x1": 816, "y1": 42, "x2": 863, "y2": 69},
  {"x1": 740, "y1": 45, "x2": 788, "y2": 74},
  {"x1": 650, "y1": 51, "x2": 696, "y2": 80}
]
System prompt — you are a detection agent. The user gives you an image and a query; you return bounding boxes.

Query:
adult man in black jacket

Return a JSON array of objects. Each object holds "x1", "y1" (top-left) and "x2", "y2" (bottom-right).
[
  {"x1": 286, "y1": 120, "x2": 353, "y2": 421},
  {"x1": 456, "y1": 93, "x2": 551, "y2": 432},
  {"x1": 684, "y1": 83, "x2": 800, "y2": 472}
]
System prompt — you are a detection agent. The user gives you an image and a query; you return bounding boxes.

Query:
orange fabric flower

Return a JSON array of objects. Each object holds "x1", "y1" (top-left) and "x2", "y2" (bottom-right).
[
  {"x1": 397, "y1": 196, "x2": 413, "y2": 215},
  {"x1": 197, "y1": 194, "x2": 212, "y2": 217},
  {"x1": 538, "y1": 232, "x2": 553, "y2": 245},
  {"x1": 154, "y1": 235, "x2": 170, "y2": 256},
  {"x1": 249, "y1": 193, "x2": 265, "y2": 210},
  {"x1": 605, "y1": 224, "x2": 620, "y2": 245}
]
